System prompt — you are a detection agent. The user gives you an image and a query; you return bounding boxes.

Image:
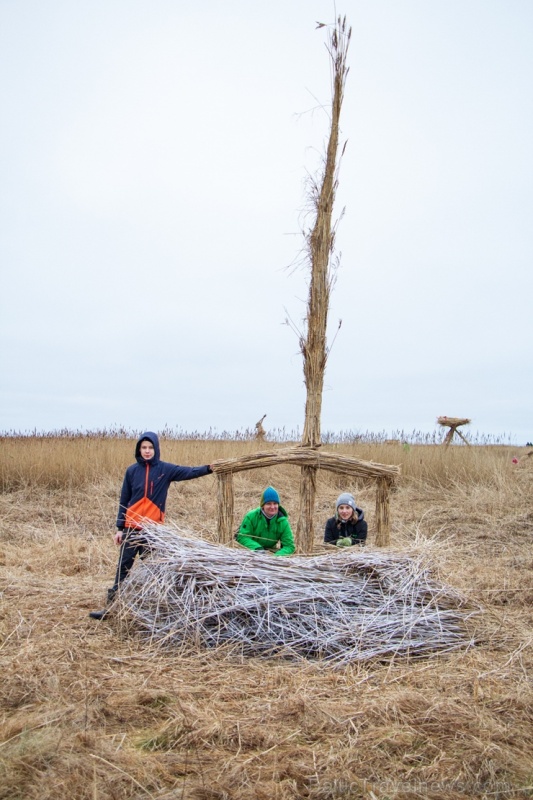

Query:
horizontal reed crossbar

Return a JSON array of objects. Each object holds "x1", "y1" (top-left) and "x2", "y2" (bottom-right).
[{"x1": 211, "y1": 447, "x2": 400, "y2": 480}]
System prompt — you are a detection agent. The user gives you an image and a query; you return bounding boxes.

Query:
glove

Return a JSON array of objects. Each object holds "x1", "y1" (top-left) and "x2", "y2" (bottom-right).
[{"x1": 336, "y1": 537, "x2": 353, "y2": 547}]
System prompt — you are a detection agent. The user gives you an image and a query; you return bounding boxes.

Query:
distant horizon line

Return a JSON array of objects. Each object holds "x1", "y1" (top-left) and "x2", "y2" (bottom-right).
[{"x1": 0, "y1": 425, "x2": 527, "y2": 447}]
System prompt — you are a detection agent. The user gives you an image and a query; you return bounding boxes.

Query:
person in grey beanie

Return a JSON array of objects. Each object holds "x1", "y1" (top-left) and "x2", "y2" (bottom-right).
[{"x1": 324, "y1": 492, "x2": 368, "y2": 547}]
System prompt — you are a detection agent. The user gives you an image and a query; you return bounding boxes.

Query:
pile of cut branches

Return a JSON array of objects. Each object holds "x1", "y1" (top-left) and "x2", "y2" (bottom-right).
[{"x1": 118, "y1": 525, "x2": 476, "y2": 666}]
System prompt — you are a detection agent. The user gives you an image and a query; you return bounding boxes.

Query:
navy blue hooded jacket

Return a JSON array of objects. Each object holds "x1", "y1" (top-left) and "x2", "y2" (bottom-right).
[{"x1": 116, "y1": 431, "x2": 211, "y2": 530}]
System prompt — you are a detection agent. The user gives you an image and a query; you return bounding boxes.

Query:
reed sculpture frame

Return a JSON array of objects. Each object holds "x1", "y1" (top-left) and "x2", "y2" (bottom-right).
[{"x1": 210, "y1": 447, "x2": 400, "y2": 552}]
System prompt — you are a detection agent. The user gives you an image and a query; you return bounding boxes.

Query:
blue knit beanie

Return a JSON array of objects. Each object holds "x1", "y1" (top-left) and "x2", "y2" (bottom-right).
[{"x1": 261, "y1": 486, "x2": 280, "y2": 505}]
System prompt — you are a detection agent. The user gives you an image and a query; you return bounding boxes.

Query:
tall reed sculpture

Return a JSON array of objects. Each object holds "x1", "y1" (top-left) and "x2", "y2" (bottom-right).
[{"x1": 210, "y1": 18, "x2": 401, "y2": 552}]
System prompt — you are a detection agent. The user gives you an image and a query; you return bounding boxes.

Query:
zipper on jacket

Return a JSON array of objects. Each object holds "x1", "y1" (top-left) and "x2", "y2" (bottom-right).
[{"x1": 144, "y1": 463, "x2": 150, "y2": 497}]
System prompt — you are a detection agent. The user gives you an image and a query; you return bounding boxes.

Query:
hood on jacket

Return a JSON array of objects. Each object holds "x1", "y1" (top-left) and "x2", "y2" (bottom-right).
[{"x1": 135, "y1": 431, "x2": 160, "y2": 464}]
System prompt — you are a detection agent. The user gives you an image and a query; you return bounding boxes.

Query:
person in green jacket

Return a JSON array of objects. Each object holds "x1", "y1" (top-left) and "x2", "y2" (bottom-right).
[{"x1": 235, "y1": 486, "x2": 295, "y2": 556}]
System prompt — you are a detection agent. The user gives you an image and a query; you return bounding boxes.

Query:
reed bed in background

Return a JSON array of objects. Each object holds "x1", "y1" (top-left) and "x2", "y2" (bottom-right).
[
  {"x1": 120, "y1": 526, "x2": 475, "y2": 665},
  {"x1": 0, "y1": 433, "x2": 525, "y2": 491},
  {"x1": 1, "y1": 425, "x2": 519, "y2": 445}
]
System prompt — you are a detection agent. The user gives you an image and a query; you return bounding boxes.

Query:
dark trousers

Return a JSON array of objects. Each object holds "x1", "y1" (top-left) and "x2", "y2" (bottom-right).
[{"x1": 112, "y1": 530, "x2": 148, "y2": 591}]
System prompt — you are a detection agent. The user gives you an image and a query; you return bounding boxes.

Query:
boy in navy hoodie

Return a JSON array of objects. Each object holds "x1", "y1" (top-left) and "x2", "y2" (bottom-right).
[{"x1": 89, "y1": 431, "x2": 212, "y2": 619}]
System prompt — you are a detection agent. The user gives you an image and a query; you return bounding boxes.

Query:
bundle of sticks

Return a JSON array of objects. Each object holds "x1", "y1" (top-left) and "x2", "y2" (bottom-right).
[{"x1": 118, "y1": 525, "x2": 475, "y2": 666}]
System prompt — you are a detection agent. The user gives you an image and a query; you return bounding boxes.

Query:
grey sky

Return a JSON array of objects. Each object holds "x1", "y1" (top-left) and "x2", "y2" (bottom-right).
[{"x1": 1, "y1": 1, "x2": 531, "y2": 442}]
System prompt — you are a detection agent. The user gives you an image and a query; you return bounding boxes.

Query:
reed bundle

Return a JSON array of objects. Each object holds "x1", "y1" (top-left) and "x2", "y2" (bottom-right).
[
  {"x1": 211, "y1": 446, "x2": 400, "y2": 480},
  {"x1": 118, "y1": 525, "x2": 475, "y2": 666},
  {"x1": 437, "y1": 416, "x2": 471, "y2": 427}
]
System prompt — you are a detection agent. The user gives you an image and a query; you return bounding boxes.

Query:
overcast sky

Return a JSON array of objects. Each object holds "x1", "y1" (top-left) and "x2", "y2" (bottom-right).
[{"x1": 1, "y1": 1, "x2": 531, "y2": 443}]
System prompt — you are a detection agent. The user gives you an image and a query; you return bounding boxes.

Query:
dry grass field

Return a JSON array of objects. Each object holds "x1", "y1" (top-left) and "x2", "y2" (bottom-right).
[{"x1": 1, "y1": 436, "x2": 532, "y2": 800}]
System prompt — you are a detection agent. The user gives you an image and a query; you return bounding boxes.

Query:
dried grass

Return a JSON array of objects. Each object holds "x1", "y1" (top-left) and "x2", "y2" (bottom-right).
[
  {"x1": 1, "y1": 439, "x2": 532, "y2": 799},
  {"x1": 0, "y1": 434, "x2": 523, "y2": 489}
]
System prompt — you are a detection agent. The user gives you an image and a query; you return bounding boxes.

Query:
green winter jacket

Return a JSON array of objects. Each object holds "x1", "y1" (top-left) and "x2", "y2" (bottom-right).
[{"x1": 236, "y1": 506, "x2": 295, "y2": 556}]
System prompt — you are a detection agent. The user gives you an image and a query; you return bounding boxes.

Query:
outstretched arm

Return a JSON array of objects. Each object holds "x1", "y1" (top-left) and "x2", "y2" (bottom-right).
[{"x1": 168, "y1": 463, "x2": 212, "y2": 482}]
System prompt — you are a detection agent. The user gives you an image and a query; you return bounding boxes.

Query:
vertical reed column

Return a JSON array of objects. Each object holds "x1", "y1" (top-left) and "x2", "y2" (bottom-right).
[
  {"x1": 374, "y1": 477, "x2": 391, "y2": 547},
  {"x1": 296, "y1": 465, "x2": 317, "y2": 554},
  {"x1": 217, "y1": 472, "x2": 234, "y2": 544}
]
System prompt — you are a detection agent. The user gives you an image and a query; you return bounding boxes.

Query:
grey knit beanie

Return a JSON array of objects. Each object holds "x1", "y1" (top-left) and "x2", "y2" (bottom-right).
[{"x1": 336, "y1": 492, "x2": 356, "y2": 512}]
